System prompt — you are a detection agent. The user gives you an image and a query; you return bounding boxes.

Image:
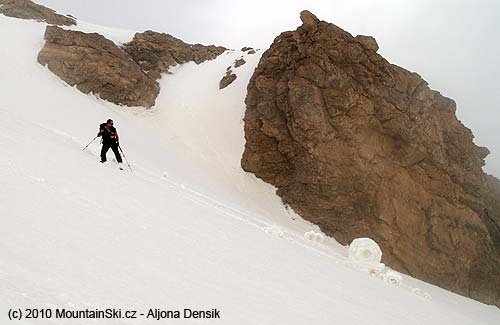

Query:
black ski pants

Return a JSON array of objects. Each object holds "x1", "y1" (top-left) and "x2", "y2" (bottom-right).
[{"x1": 100, "y1": 142, "x2": 122, "y2": 163}]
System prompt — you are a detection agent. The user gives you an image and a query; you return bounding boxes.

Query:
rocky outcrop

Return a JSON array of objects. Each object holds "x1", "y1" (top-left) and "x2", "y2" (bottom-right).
[
  {"x1": 219, "y1": 69, "x2": 237, "y2": 89},
  {"x1": 219, "y1": 58, "x2": 245, "y2": 89},
  {"x1": 354, "y1": 35, "x2": 378, "y2": 52},
  {"x1": 234, "y1": 58, "x2": 246, "y2": 68},
  {"x1": 0, "y1": 0, "x2": 75, "y2": 25},
  {"x1": 242, "y1": 10, "x2": 500, "y2": 306},
  {"x1": 123, "y1": 31, "x2": 226, "y2": 80},
  {"x1": 37, "y1": 25, "x2": 228, "y2": 107},
  {"x1": 38, "y1": 26, "x2": 159, "y2": 108},
  {"x1": 242, "y1": 47, "x2": 257, "y2": 55}
]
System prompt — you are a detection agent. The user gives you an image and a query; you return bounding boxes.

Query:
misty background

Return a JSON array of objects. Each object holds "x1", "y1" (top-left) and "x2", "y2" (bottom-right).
[{"x1": 37, "y1": 0, "x2": 500, "y2": 177}]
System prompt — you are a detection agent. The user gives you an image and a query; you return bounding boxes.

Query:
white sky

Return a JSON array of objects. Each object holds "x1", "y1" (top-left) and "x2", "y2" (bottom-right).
[{"x1": 37, "y1": 0, "x2": 500, "y2": 176}]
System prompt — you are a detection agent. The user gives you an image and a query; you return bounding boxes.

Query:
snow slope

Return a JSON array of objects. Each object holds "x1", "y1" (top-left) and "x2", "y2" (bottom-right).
[{"x1": 0, "y1": 15, "x2": 499, "y2": 324}]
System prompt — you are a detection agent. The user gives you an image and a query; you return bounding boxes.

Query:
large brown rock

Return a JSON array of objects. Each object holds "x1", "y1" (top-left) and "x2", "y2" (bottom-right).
[
  {"x1": 123, "y1": 31, "x2": 226, "y2": 80},
  {"x1": 0, "y1": 0, "x2": 75, "y2": 25},
  {"x1": 242, "y1": 10, "x2": 500, "y2": 305},
  {"x1": 38, "y1": 26, "x2": 159, "y2": 108}
]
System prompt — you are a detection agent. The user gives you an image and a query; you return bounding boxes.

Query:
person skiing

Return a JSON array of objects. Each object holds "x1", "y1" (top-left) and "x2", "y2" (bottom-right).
[{"x1": 97, "y1": 119, "x2": 123, "y2": 169}]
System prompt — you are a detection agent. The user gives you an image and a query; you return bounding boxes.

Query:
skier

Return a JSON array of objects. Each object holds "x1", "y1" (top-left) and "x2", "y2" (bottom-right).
[{"x1": 97, "y1": 119, "x2": 123, "y2": 169}]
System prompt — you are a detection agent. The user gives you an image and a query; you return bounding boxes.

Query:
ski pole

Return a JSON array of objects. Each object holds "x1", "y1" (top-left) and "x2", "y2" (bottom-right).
[
  {"x1": 82, "y1": 136, "x2": 98, "y2": 151},
  {"x1": 118, "y1": 145, "x2": 133, "y2": 172}
]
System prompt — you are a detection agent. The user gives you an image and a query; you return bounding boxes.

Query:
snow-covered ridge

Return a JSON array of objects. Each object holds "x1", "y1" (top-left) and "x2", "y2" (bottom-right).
[{"x1": 0, "y1": 13, "x2": 499, "y2": 324}]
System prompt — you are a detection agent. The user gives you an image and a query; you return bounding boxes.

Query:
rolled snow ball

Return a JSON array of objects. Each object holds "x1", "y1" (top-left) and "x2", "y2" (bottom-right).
[
  {"x1": 348, "y1": 237, "x2": 382, "y2": 263},
  {"x1": 265, "y1": 225, "x2": 284, "y2": 237},
  {"x1": 304, "y1": 231, "x2": 316, "y2": 241},
  {"x1": 383, "y1": 270, "x2": 403, "y2": 286},
  {"x1": 304, "y1": 231, "x2": 325, "y2": 243},
  {"x1": 411, "y1": 288, "x2": 432, "y2": 300},
  {"x1": 368, "y1": 263, "x2": 386, "y2": 278}
]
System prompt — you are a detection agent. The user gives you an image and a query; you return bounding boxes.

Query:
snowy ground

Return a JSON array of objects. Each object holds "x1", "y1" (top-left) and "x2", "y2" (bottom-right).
[{"x1": 0, "y1": 15, "x2": 499, "y2": 324}]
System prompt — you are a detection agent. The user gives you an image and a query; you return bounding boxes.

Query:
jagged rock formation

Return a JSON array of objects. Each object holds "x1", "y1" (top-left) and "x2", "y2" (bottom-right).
[
  {"x1": 36, "y1": 24, "x2": 227, "y2": 107},
  {"x1": 35, "y1": 16, "x2": 227, "y2": 107},
  {"x1": 354, "y1": 35, "x2": 378, "y2": 52},
  {"x1": 0, "y1": 0, "x2": 75, "y2": 25},
  {"x1": 123, "y1": 31, "x2": 226, "y2": 80},
  {"x1": 242, "y1": 10, "x2": 500, "y2": 306},
  {"x1": 219, "y1": 58, "x2": 245, "y2": 89},
  {"x1": 219, "y1": 69, "x2": 237, "y2": 89},
  {"x1": 242, "y1": 47, "x2": 257, "y2": 55},
  {"x1": 38, "y1": 26, "x2": 159, "y2": 108},
  {"x1": 234, "y1": 58, "x2": 246, "y2": 68}
]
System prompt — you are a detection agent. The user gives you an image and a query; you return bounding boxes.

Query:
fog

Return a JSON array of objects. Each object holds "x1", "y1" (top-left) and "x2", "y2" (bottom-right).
[{"x1": 37, "y1": 0, "x2": 500, "y2": 177}]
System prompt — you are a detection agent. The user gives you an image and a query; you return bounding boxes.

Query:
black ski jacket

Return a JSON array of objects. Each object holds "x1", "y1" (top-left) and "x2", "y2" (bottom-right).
[{"x1": 98, "y1": 123, "x2": 119, "y2": 145}]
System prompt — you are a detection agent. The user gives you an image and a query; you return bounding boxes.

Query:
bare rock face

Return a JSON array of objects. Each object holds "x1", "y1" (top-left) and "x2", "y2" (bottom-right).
[
  {"x1": 123, "y1": 31, "x2": 226, "y2": 80},
  {"x1": 242, "y1": 46, "x2": 256, "y2": 54},
  {"x1": 36, "y1": 26, "x2": 227, "y2": 107},
  {"x1": 0, "y1": 0, "x2": 75, "y2": 25},
  {"x1": 234, "y1": 58, "x2": 246, "y2": 68},
  {"x1": 242, "y1": 10, "x2": 500, "y2": 305},
  {"x1": 299, "y1": 9, "x2": 319, "y2": 31},
  {"x1": 355, "y1": 35, "x2": 378, "y2": 52},
  {"x1": 38, "y1": 26, "x2": 159, "y2": 108},
  {"x1": 219, "y1": 69, "x2": 237, "y2": 89}
]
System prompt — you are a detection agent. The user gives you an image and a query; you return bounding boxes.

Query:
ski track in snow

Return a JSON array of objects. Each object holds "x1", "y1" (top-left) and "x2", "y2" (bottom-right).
[
  {"x1": 0, "y1": 14, "x2": 499, "y2": 324},
  {"x1": 0, "y1": 104, "x2": 467, "y2": 309},
  {"x1": 9, "y1": 106, "x2": 336, "y2": 257}
]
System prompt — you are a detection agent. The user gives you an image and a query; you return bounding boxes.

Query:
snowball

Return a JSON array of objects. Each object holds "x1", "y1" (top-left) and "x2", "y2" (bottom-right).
[
  {"x1": 412, "y1": 288, "x2": 432, "y2": 300},
  {"x1": 264, "y1": 225, "x2": 284, "y2": 237},
  {"x1": 382, "y1": 270, "x2": 403, "y2": 286},
  {"x1": 367, "y1": 263, "x2": 386, "y2": 278},
  {"x1": 348, "y1": 237, "x2": 382, "y2": 263},
  {"x1": 304, "y1": 231, "x2": 316, "y2": 241},
  {"x1": 304, "y1": 231, "x2": 325, "y2": 243}
]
